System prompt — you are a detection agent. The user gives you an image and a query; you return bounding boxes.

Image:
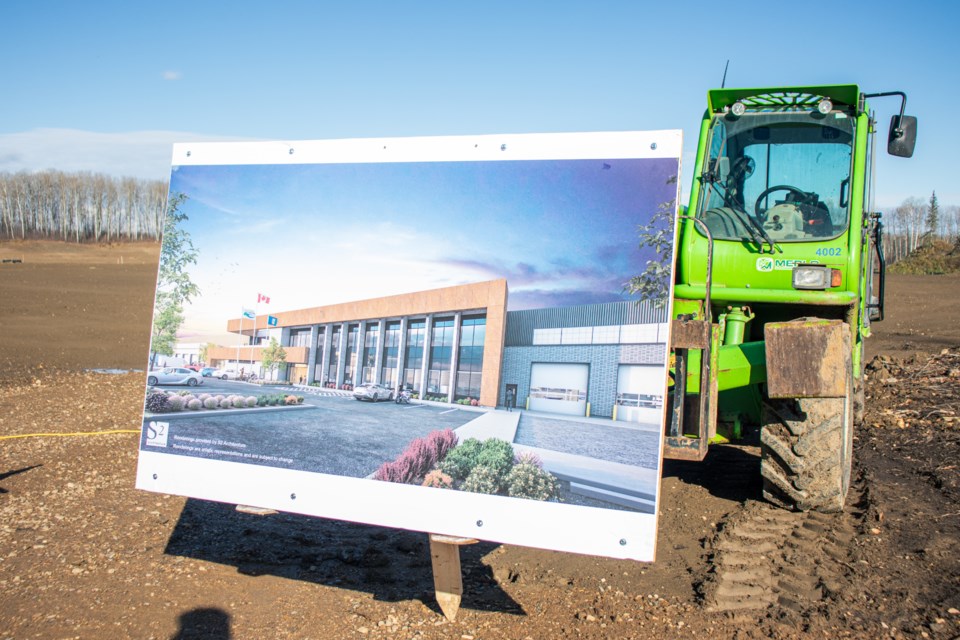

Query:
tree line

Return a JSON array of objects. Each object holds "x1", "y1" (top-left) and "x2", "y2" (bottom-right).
[
  {"x1": 882, "y1": 191, "x2": 960, "y2": 262},
  {"x1": 0, "y1": 170, "x2": 168, "y2": 242}
]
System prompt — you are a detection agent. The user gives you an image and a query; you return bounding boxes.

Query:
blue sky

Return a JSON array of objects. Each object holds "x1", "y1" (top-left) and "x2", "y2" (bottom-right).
[
  {"x1": 169, "y1": 155, "x2": 677, "y2": 342},
  {"x1": 1, "y1": 0, "x2": 955, "y2": 210}
]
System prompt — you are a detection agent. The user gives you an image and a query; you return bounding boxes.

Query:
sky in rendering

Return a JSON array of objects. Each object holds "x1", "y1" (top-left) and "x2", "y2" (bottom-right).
[
  {"x1": 1, "y1": 0, "x2": 956, "y2": 210},
  {"x1": 170, "y1": 152, "x2": 679, "y2": 342}
]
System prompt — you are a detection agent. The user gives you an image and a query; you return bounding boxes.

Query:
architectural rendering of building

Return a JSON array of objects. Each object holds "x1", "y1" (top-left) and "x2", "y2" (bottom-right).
[{"x1": 207, "y1": 279, "x2": 669, "y2": 423}]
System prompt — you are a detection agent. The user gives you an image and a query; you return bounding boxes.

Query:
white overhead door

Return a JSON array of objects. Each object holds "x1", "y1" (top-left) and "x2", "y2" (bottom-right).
[
  {"x1": 529, "y1": 363, "x2": 589, "y2": 416},
  {"x1": 616, "y1": 364, "x2": 665, "y2": 424}
]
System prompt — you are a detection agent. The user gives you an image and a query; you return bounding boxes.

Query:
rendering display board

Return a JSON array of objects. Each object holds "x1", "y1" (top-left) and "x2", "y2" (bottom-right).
[{"x1": 136, "y1": 131, "x2": 682, "y2": 561}]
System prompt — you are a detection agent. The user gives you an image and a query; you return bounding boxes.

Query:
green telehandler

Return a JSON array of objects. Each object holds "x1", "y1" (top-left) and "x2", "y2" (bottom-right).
[{"x1": 666, "y1": 85, "x2": 917, "y2": 512}]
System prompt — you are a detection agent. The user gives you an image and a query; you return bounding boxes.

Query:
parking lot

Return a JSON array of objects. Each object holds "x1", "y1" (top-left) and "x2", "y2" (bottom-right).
[{"x1": 141, "y1": 390, "x2": 479, "y2": 478}]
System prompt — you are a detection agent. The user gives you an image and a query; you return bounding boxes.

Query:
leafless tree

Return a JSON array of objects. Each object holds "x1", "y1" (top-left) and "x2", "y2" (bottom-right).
[{"x1": 0, "y1": 170, "x2": 167, "y2": 242}]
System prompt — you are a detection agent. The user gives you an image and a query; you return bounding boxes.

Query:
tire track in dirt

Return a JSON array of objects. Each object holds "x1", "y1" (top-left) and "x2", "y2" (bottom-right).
[{"x1": 702, "y1": 483, "x2": 862, "y2": 617}]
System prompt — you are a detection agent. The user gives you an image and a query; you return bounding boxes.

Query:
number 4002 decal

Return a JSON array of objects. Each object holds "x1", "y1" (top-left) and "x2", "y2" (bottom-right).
[{"x1": 815, "y1": 247, "x2": 844, "y2": 257}]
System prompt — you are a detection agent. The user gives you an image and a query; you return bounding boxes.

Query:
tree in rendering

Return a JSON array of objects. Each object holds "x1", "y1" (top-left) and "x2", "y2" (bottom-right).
[
  {"x1": 261, "y1": 338, "x2": 287, "y2": 381},
  {"x1": 625, "y1": 176, "x2": 678, "y2": 308},
  {"x1": 150, "y1": 192, "x2": 200, "y2": 367}
]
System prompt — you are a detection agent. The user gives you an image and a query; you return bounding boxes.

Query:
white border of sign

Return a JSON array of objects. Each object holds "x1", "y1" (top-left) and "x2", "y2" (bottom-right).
[{"x1": 137, "y1": 130, "x2": 682, "y2": 561}]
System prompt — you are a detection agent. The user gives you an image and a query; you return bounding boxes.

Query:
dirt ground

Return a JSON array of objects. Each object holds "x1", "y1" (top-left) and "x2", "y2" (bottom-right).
[{"x1": 0, "y1": 240, "x2": 958, "y2": 640}]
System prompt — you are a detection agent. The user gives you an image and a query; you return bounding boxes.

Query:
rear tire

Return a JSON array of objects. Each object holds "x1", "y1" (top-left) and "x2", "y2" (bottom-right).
[
  {"x1": 147, "y1": 376, "x2": 158, "y2": 386},
  {"x1": 760, "y1": 375, "x2": 853, "y2": 512},
  {"x1": 188, "y1": 378, "x2": 198, "y2": 387}
]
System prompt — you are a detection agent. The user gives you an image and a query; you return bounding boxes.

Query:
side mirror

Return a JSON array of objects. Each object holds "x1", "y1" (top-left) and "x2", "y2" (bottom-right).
[{"x1": 888, "y1": 115, "x2": 917, "y2": 158}]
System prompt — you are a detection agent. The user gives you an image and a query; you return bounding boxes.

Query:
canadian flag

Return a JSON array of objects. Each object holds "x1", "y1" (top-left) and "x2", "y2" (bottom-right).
[{"x1": 257, "y1": 293, "x2": 270, "y2": 304}]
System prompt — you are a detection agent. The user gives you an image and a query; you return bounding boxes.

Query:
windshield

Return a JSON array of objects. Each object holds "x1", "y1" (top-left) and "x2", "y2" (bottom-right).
[{"x1": 697, "y1": 111, "x2": 854, "y2": 244}]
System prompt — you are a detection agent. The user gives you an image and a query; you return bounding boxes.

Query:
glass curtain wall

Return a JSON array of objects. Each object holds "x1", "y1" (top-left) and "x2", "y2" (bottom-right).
[
  {"x1": 427, "y1": 318, "x2": 455, "y2": 395},
  {"x1": 360, "y1": 323, "x2": 378, "y2": 384},
  {"x1": 403, "y1": 320, "x2": 426, "y2": 391},
  {"x1": 381, "y1": 322, "x2": 401, "y2": 390},
  {"x1": 344, "y1": 324, "x2": 359, "y2": 386},
  {"x1": 455, "y1": 315, "x2": 485, "y2": 400},
  {"x1": 312, "y1": 327, "x2": 325, "y2": 382},
  {"x1": 327, "y1": 326, "x2": 341, "y2": 386}
]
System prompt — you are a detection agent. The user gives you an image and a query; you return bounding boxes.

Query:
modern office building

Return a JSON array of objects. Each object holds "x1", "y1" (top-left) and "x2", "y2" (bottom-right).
[
  {"x1": 207, "y1": 279, "x2": 669, "y2": 423},
  {"x1": 208, "y1": 280, "x2": 508, "y2": 407}
]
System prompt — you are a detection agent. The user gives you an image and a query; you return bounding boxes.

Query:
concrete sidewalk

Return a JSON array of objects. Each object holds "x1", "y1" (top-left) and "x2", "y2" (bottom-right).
[{"x1": 451, "y1": 408, "x2": 660, "y2": 513}]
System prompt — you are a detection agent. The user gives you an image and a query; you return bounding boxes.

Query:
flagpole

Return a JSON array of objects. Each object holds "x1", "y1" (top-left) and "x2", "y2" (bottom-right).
[{"x1": 236, "y1": 306, "x2": 243, "y2": 371}]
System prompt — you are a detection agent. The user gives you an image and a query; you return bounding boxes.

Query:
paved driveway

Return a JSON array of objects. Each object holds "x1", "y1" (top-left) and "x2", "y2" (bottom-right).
[{"x1": 142, "y1": 396, "x2": 477, "y2": 478}]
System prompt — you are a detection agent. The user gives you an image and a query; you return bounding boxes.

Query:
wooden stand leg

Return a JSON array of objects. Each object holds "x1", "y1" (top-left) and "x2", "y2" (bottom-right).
[{"x1": 428, "y1": 534, "x2": 478, "y2": 621}]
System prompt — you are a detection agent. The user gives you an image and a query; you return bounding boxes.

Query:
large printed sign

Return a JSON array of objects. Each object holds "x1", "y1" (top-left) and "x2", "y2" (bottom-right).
[{"x1": 136, "y1": 131, "x2": 682, "y2": 561}]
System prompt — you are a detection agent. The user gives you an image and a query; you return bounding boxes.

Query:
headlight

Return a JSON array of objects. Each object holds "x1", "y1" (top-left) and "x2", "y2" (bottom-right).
[{"x1": 792, "y1": 264, "x2": 832, "y2": 290}]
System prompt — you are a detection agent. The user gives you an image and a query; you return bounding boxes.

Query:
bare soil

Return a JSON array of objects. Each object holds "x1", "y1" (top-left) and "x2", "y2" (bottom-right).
[{"x1": 1, "y1": 240, "x2": 958, "y2": 639}]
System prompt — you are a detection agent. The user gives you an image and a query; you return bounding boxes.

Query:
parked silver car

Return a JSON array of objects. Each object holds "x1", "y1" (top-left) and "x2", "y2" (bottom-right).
[
  {"x1": 353, "y1": 383, "x2": 394, "y2": 402},
  {"x1": 147, "y1": 367, "x2": 204, "y2": 387}
]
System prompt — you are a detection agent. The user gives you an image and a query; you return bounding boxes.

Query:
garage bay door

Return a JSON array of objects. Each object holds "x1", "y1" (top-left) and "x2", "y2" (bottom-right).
[
  {"x1": 528, "y1": 363, "x2": 588, "y2": 416},
  {"x1": 615, "y1": 364, "x2": 665, "y2": 424}
]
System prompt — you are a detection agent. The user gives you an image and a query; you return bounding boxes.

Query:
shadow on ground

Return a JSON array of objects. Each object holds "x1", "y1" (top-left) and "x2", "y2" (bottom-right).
[
  {"x1": 164, "y1": 499, "x2": 525, "y2": 617},
  {"x1": 661, "y1": 441, "x2": 762, "y2": 504}
]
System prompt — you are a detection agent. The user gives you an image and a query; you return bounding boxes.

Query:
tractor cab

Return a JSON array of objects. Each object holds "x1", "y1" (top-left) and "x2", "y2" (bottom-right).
[{"x1": 698, "y1": 108, "x2": 853, "y2": 247}]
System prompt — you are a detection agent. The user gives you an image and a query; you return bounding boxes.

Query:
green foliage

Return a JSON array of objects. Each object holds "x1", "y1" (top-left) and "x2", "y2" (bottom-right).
[
  {"x1": 927, "y1": 191, "x2": 940, "y2": 237},
  {"x1": 260, "y1": 338, "x2": 287, "y2": 380},
  {"x1": 462, "y1": 464, "x2": 504, "y2": 495},
  {"x1": 150, "y1": 193, "x2": 200, "y2": 363},
  {"x1": 507, "y1": 463, "x2": 561, "y2": 501},
  {"x1": 475, "y1": 438, "x2": 514, "y2": 480},
  {"x1": 624, "y1": 176, "x2": 678, "y2": 308},
  {"x1": 438, "y1": 438, "x2": 484, "y2": 481}
]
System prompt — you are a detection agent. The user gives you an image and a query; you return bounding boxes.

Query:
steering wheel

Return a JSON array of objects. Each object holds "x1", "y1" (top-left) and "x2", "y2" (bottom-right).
[{"x1": 754, "y1": 185, "x2": 807, "y2": 218}]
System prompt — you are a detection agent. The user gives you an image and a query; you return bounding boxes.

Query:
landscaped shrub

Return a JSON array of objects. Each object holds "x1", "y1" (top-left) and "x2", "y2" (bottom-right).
[
  {"x1": 374, "y1": 429, "x2": 459, "y2": 485},
  {"x1": 285, "y1": 395, "x2": 299, "y2": 405},
  {"x1": 474, "y1": 438, "x2": 514, "y2": 480},
  {"x1": 422, "y1": 469, "x2": 453, "y2": 489},
  {"x1": 470, "y1": 399, "x2": 478, "y2": 407},
  {"x1": 373, "y1": 457, "x2": 415, "y2": 484},
  {"x1": 219, "y1": 397, "x2": 233, "y2": 409},
  {"x1": 245, "y1": 396, "x2": 257, "y2": 408},
  {"x1": 462, "y1": 464, "x2": 504, "y2": 495},
  {"x1": 197, "y1": 393, "x2": 211, "y2": 403},
  {"x1": 166, "y1": 395, "x2": 186, "y2": 411},
  {"x1": 145, "y1": 391, "x2": 170, "y2": 413},
  {"x1": 232, "y1": 396, "x2": 246, "y2": 408},
  {"x1": 426, "y1": 429, "x2": 458, "y2": 464},
  {"x1": 514, "y1": 451, "x2": 543, "y2": 469},
  {"x1": 438, "y1": 438, "x2": 484, "y2": 481},
  {"x1": 187, "y1": 398, "x2": 202, "y2": 410},
  {"x1": 203, "y1": 396, "x2": 219, "y2": 409},
  {"x1": 506, "y1": 463, "x2": 560, "y2": 501}
]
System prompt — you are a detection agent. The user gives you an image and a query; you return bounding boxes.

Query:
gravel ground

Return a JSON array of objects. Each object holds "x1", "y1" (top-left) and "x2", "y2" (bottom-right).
[{"x1": 513, "y1": 414, "x2": 660, "y2": 469}]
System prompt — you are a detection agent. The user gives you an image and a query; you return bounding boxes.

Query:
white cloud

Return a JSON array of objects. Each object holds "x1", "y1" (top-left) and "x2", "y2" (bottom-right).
[
  {"x1": 162, "y1": 70, "x2": 182, "y2": 81},
  {"x1": 0, "y1": 128, "x2": 256, "y2": 181}
]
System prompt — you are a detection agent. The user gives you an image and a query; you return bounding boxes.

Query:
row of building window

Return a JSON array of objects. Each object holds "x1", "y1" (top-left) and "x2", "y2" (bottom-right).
[
  {"x1": 531, "y1": 322, "x2": 669, "y2": 346},
  {"x1": 290, "y1": 315, "x2": 486, "y2": 399}
]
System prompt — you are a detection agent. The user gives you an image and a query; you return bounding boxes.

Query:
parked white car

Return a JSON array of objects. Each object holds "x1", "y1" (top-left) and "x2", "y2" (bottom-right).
[
  {"x1": 147, "y1": 367, "x2": 204, "y2": 387},
  {"x1": 353, "y1": 383, "x2": 394, "y2": 402}
]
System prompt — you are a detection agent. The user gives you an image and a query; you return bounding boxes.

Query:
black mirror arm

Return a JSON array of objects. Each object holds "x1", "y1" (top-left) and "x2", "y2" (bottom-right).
[{"x1": 863, "y1": 91, "x2": 907, "y2": 136}]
